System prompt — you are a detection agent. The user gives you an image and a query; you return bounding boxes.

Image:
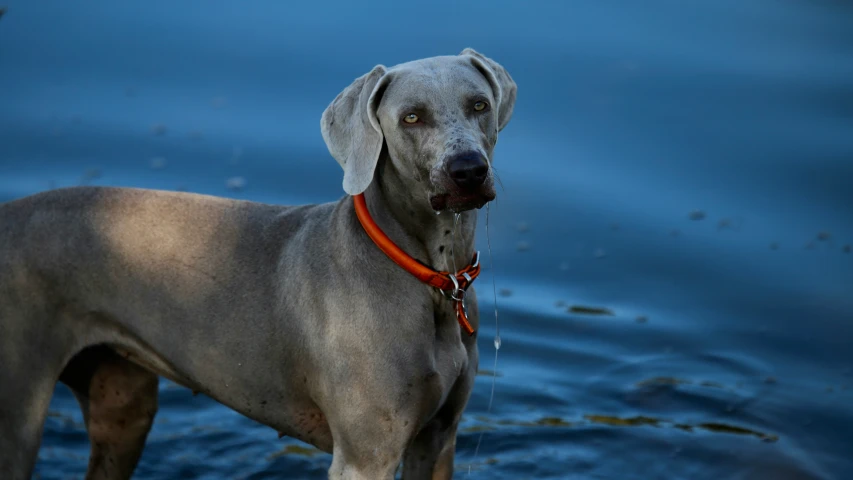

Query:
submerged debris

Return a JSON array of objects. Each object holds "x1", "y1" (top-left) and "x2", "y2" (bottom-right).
[
  {"x1": 634, "y1": 376, "x2": 732, "y2": 393},
  {"x1": 533, "y1": 417, "x2": 572, "y2": 427},
  {"x1": 635, "y1": 377, "x2": 688, "y2": 388},
  {"x1": 717, "y1": 217, "x2": 743, "y2": 231},
  {"x1": 488, "y1": 416, "x2": 574, "y2": 428},
  {"x1": 688, "y1": 210, "x2": 706, "y2": 221},
  {"x1": 460, "y1": 424, "x2": 494, "y2": 433},
  {"x1": 698, "y1": 422, "x2": 778, "y2": 442},
  {"x1": 151, "y1": 123, "x2": 168, "y2": 136},
  {"x1": 79, "y1": 168, "x2": 102, "y2": 186},
  {"x1": 466, "y1": 413, "x2": 779, "y2": 443},
  {"x1": 267, "y1": 444, "x2": 324, "y2": 460},
  {"x1": 587, "y1": 415, "x2": 779, "y2": 442},
  {"x1": 568, "y1": 305, "x2": 614, "y2": 316},
  {"x1": 586, "y1": 415, "x2": 660, "y2": 427}
]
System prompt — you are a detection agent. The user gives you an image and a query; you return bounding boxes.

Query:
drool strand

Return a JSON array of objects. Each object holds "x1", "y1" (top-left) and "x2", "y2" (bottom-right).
[
  {"x1": 469, "y1": 202, "x2": 501, "y2": 474},
  {"x1": 451, "y1": 213, "x2": 461, "y2": 274}
]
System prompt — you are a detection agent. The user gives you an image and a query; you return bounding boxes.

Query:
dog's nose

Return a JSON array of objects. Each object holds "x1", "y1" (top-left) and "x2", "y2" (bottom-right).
[{"x1": 448, "y1": 152, "x2": 489, "y2": 190}]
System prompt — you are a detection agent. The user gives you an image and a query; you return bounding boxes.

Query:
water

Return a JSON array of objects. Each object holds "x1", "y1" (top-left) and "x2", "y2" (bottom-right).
[{"x1": 1, "y1": 1, "x2": 852, "y2": 478}]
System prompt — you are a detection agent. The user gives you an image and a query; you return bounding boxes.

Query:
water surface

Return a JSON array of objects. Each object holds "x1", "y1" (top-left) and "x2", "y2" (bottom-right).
[{"x1": 1, "y1": 1, "x2": 852, "y2": 478}]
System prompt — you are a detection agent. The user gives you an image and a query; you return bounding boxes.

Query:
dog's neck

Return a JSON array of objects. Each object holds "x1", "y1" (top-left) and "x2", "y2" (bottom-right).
[{"x1": 361, "y1": 163, "x2": 478, "y2": 274}]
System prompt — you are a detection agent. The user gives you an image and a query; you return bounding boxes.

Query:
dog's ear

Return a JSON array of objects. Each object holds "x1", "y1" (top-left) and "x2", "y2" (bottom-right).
[
  {"x1": 459, "y1": 48, "x2": 517, "y2": 132},
  {"x1": 321, "y1": 65, "x2": 391, "y2": 195}
]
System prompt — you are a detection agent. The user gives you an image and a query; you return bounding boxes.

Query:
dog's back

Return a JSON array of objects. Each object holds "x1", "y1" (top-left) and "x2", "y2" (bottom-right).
[
  {"x1": 0, "y1": 186, "x2": 308, "y2": 479},
  {"x1": 1, "y1": 186, "x2": 285, "y2": 283}
]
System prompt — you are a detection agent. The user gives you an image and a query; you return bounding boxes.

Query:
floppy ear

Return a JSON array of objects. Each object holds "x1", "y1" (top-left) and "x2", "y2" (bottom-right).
[
  {"x1": 321, "y1": 65, "x2": 391, "y2": 195},
  {"x1": 459, "y1": 48, "x2": 517, "y2": 132}
]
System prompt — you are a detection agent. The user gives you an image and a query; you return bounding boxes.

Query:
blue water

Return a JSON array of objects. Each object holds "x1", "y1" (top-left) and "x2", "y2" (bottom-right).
[{"x1": 2, "y1": 1, "x2": 852, "y2": 478}]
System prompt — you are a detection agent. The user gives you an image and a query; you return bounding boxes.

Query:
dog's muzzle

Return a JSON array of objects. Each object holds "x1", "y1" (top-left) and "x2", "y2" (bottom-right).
[{"x1": 430, "y1": 151, "x2": 496, "y2": 212}]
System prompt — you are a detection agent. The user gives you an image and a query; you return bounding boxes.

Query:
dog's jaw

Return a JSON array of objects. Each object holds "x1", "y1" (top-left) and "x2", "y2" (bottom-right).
[
  {"x1": 428, "y1": 165, "x2": 497, "y2": 213},
  {"x1": 429, "y1": 190, "x2": 496, "y2": 213}
]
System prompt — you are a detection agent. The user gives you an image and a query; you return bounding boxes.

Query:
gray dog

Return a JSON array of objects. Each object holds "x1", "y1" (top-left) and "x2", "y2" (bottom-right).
[{"x1": 0, "y1": 48, "x2": 516, "y2": 479}]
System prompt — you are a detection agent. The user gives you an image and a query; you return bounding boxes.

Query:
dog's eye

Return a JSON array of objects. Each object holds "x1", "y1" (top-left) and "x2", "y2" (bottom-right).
[
  {"x1": 403, "y1": 113, "x2": 419, "y2": 124},
  {"x1": 474, "y1": 101, "x2": 488, "y2": 112}
]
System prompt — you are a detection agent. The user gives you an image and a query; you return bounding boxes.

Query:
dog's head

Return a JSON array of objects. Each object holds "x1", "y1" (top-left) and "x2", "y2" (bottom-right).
[{"x1": 321, "y1": 49, "x2": 516, "y2": 213}]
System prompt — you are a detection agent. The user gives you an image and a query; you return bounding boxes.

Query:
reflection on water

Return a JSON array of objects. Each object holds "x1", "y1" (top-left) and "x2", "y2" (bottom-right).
[{"x1": 1, "y1": 0, "x2": 852, "y2": 478}]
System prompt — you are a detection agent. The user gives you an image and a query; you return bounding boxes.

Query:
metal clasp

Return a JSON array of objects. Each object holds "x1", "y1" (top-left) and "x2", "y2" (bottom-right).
[{"x1": 448, "y1": 273, "x2": 464, "y2": 301}]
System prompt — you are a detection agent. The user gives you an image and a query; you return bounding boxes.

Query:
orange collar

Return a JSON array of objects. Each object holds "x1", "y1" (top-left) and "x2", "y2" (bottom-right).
[{"x1": 353, "y1": 193, "x2": 480, "y2": 336}]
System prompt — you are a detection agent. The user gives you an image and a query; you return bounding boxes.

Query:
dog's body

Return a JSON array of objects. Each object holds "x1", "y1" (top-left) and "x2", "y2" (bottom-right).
[{"x1": 0, "y1": 49, "x2": 515, "y2": 479}]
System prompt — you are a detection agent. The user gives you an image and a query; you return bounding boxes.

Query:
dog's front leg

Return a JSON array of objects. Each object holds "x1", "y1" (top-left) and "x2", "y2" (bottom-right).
[
  {"x1": 321, "y1": 366, "x2": 435, "y2": 480},
  {"x1": 401, "y1": 417, "x2": 461, "y2": 480},
  {"x1": 401, "y1": 365, "x2": 476, "y2": 480},
  {"x1": 325, "y1": 406, "x2": 419, "y2": 480}
]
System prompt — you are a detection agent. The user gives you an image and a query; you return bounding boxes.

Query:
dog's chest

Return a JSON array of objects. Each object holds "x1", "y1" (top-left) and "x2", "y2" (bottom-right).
[{"x1": 431, "y1": 300, "x2": 473, "y2": 387}]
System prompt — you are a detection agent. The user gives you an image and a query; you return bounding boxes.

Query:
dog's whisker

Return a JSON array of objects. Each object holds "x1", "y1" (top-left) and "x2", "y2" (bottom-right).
[
  {"x1": 484, "y1": 156, "x2": 505, "y2": 192},
  {"x1": 491, "y1": 167, "x2": 506, "y2": 192}
]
